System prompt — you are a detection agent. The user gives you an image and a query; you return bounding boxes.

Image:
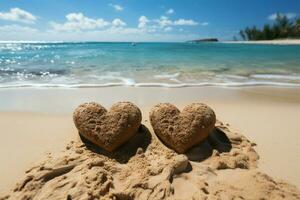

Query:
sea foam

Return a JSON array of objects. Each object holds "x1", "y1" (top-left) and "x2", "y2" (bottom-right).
[{"x1": 0, "y1": 42, "x2": 300, "y2": 88}]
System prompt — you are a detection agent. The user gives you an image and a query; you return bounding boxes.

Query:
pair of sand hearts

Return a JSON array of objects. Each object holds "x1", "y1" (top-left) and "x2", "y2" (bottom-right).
[{"x1": 73, "y1": 102, "x2": 216, "y2": 153}]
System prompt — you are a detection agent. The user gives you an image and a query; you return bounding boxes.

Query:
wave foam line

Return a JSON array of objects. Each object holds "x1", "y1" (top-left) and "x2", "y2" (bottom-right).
[
  {"x1": 0, "y1": 81, "x2": 300, "y2": 89},
  {"x1": 0, "y1": 40, "x2": 64, "y2": 44}
]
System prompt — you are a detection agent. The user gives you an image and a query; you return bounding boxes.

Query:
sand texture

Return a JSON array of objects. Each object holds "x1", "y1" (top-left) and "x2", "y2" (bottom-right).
[
  {"x1": 150, "y1": 103, "x2": 216, "y2": 153},
  {"x1": 73, "y1": 102, "x2": 142, "y2": 152},
  {"x1": 1, "y1": 121, "x2": 299, "y2": 200}
]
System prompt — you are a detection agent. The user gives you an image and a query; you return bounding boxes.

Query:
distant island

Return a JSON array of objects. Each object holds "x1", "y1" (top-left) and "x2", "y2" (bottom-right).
[{"x1": 187, "y1": 38, "x2": 219, "y2": 43}]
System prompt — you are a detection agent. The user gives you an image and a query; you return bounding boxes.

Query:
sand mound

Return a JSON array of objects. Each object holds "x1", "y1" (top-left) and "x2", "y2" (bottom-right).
[
  {"x1": 73, "y1": 102, "x2": 142, "y2": 152},
  {"x1": 1, "y1": 122, "x2": 299, "y2": 200},
  {"x1": 150, "y1": 103, "x2": 216, "y2": 153}
]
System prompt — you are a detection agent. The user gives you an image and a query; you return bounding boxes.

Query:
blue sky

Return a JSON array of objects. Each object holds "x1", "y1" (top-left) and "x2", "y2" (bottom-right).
[{"x1": 0, "y1": 0, "x2": 299, "y2": 41}]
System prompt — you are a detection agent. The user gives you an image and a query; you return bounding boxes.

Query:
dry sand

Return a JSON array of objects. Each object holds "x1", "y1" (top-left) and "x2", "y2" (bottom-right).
[
  {"x1": 0, "y1": 112, "x2": 76, "y2": 194},
  {"x1": 1, "y1": 122, "x2": 299, "y2": 199},
  {"x1": 0, "y1": 86, "x2": 299, "y2": 199}
]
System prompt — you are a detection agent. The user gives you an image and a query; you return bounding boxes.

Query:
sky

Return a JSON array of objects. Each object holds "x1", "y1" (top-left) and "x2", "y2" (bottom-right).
[{"x1": 0, "y1": 0, "x2": 300, "y2": 42}]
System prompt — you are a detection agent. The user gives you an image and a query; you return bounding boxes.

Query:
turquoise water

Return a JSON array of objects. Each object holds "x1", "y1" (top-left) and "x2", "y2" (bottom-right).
[{"x1": 0, "y1": 42, "x2": 300, "y2": 87}]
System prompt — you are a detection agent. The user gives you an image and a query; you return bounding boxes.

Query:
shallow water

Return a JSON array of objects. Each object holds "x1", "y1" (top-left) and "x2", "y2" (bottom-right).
[{"x1": 0, "y1": 41, "x2": 300, "y2": 88}]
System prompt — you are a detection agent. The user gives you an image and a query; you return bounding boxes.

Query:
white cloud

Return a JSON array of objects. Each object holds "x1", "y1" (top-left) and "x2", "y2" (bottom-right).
[
  {"x1": 0, "y1": 12, "x2": 204, "y2": 42},
  {"x1": 286, "y1": 13, "x2": 297, "y2": 19},
  {"x1": 268, "y1": 12, "x2": 297, "y2": 20},
  {"x1": 0, "y1": 23, "x2": 200, "y2": 42},
  {"x1": 173, "y1": 19, "x2": 198, "y2": 26},
  {"x1": 166, "y1": 9, "x2": 174, "y2": 15},
  {"x1": 112, "y1": 18, "x2": 126, "y2": 27},
  {"x1": 50, "y1": 13, "x2": 110, "y2": 31},
  {"x1": 103, "y1": 27, "x2": 141, "y2": 35},
  {"x1": 155, "y1": 16, "x2": 199, "y2": 27},
  {"x1": 0, "y1": 8, "x2": 36, "y2": 24},
  {"x1": 137, "y1": 15, "x2": 201, "y2": 33},
  {"x1": 50, "y1": 13, "x2": 129, "y2": 33},
  {"x1": 156, "y1": 16, "x2": 173, "y2": 27},
  {"x1": 0, "y1": 24, "x2": 38, "y2": 32},
  {"x1": 0, "y1": 24, "x2": 42, "y2": 41},
  {"x1": 109, "y1": 4, "x2": 124, "y2": 11},
  {"x1": 138, "y1": 16, "x2": 150, "y2": 29},
  {"x1": 164, "y1": 27, "x2": 173, "y2": 32}
]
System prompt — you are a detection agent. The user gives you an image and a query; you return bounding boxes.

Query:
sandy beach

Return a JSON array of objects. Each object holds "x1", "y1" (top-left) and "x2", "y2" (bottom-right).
[
  {"x1": 0, "y1": 86, "x2": 299, "y2": 199},
  {"x1": 223, "y1": 39, "x2": 300, "y2": 45},
  {"x1": 1, "y1": 0, "x2": 300, "y2": 198}
]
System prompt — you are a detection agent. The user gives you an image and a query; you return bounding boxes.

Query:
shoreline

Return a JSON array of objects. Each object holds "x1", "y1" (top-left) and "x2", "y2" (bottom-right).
[
  {"x1": 1, "y1": 86, "x2": 299, "y2": 113},
  {"x1": 0, "y1": 81, "x2": 300, "y2": 89},
  {"x1": 0, "y1": 86, "x2": 299, "y2": 195},
  {"x1": 223, "y1": 39, "x2": 300, "y2": 45}
]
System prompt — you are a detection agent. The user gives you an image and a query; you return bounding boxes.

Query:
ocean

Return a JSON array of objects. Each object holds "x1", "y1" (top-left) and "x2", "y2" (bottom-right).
[{"x1": 0, "y1": 41, "x2": 300, "y2": 88}]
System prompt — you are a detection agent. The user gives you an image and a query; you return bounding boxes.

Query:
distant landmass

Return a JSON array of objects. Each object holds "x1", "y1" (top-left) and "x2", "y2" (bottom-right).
[{"x1": 187, "y1": 38, "x2": 219, "y2": 43}]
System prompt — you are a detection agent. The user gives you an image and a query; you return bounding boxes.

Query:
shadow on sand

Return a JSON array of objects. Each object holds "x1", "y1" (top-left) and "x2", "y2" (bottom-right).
[
  {"x1": 79, "y1": 124, "x2": 152, "y2": 164},
  {"x1": 80, "y1": 124, "x2": 231, "y2": 164},
  {"x1": 185, "y1": 127, "x2": 232, "y2": 162}
]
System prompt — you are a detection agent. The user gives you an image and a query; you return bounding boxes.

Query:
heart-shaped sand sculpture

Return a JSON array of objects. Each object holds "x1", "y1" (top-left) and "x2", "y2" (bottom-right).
[
  {"x1": 73, "y1": 102, "x2": 142, "y2": 152},
  {"x1": 150, "y1": 103, "x2": 216, "y2": 153}
]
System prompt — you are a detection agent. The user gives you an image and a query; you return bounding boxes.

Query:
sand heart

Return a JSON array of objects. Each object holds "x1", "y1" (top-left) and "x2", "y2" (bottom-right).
[
  {"x1": 73, "y1": 102, "x2": 142, "y2": 152},
  {"x1": 150, "y1": 103, "x2": 216, "y2": 153}
]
